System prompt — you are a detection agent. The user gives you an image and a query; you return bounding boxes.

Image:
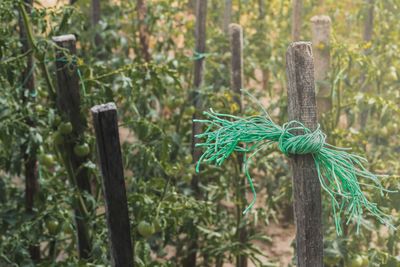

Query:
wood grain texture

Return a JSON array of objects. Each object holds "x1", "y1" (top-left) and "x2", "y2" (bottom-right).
[
  {"x1": 286, "y1": 42, "x2": 323, "y2": 267},
  {"x1": 91, "y1": 103, "x2": 134, "y2": 267},
  {"x1": 53, "y1": 34, "x2": 92, "y2": 259}
]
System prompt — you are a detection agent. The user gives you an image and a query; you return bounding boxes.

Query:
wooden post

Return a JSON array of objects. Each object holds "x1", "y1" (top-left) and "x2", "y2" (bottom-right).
[
  {"x1": 286, "y1": 42, "x2": 323, "y2": 267},
  {"x1": 52, "y1": 34, "x2": 92, "y2": 259},
  {"x1": 229, "y1": 23, "x2": 247, "y2": 267},
  {"x1": 222, "y1": 0, "x2": 232, "y2": 32},
  {"x1": 291, "y1": 0, "x2": 303, "y2": 41},
  {"x1": 311, "y1": 15, "x2": 331, "y2": 115},
  {"x1": 18, "y1": 0, "x2": 40, "y2": 261},
  {"x1": 91, "y1": 0, "x2": 101, "y2": 47},
  {"x1": 137, "y1": 0, "x2": 150, "y2": 62},
  {"x1": 91, "y1": 103, "x2": 134, "y2": 267},
  {"x1": 184, "y1": 0, "x2": 207, "y2": 266}
]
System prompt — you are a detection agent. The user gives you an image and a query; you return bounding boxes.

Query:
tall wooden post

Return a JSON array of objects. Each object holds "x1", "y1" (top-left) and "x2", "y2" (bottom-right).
[
  {"x1": 311, "y1": 15, "x2": 331, "y2": 115},
  {"x1": 184, "y1": 0, "x2": 207, "y2": 266},
  {"x1": 291, "y1": 0, "x2": 303, "y2": 41},
  {"x1": 137, "y1": 0, "x2": 151, "y2": 62},
  {"x1": 229, "y1": 23, "x2": 247, "y2": 267},
  {"x1": 53, "y1": 34, "x2": 92, "y2": 259},
  {"x1": 91, "y1": 103, "x2": 134, "y2": 267},
  {"x1": 18, "y1": 0, "x2": 40, "y2": 261},
  {"x1": 286, "y1": 42, "x2": 323, "y2": 267}
]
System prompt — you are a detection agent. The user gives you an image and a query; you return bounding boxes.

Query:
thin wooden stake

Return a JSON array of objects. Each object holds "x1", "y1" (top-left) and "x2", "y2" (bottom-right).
[
  {"x1": 311, "y1": 15, "x2": 331, "y2": 115},
  {"x1": 229, "y1": 23, "x2": 248, "y2": 267},
  {"x1": 91, "y1": 103, "x2": 134, "y2": 267},
  {"x1": 291, "y1": 0, "x2": 303, "y2": 41},
  {"x1": 18, "y1": 0, "x2": 40, "y2": 261},
  {"x1": 184, "y1": 0, "x2": 207, "y2": 266},
  {"x1": 53, "y1": 34, "x2": 92, "y2": 259},
  {"x1": 286, "y1": 42, "x2": 323, "y2": 267}
]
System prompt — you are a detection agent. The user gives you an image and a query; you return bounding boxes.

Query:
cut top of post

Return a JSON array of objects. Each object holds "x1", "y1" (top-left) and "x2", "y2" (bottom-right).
[
  {"x1": 91, "y1": 103, "x2": 117, "y2": 114},
  {"x1": 310, "y1": 15, "x2": 331, "y2": 25},
  {"x1": 52, "y1": 34, "x2": 76, "y2": 44}
]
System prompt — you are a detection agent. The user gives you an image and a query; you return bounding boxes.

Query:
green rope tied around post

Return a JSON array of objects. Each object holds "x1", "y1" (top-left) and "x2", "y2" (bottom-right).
[{"x1": 194, "y1": 93, "x2": 395, "y2": 235}]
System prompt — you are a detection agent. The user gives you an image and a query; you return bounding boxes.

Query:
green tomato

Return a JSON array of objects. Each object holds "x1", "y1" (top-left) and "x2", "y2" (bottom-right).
[
  {"x1": 46, "y1": 219, "x2": 60, "y2": 235},
  {"x1": 347, "y1": 255, "x2": 363, "y2": 267},
  {"x1": 324, "y1": 255, "x2": 341, "y2": 266},
  {"x1": 137, "y1": 221, "x2": 155, "y2": 238},
  {"x1": 35, "y1": 104, "x2": 45, "y2": 114},
  {"x1": 73, "y1": 143, "x2": 90, "y2": 157},
  {"x1": 40, "y1": 154, "x2": 55, "y2": 167},
  {"x1": 58, "y1": 122, "x2": 73, "y2": 135}
]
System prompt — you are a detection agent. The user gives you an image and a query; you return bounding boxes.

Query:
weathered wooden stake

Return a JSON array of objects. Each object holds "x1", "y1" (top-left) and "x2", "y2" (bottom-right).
[
  {"x1": 184, "y1": 0, "x2": 207, "y2": 266},
  {"x1": 53, "y1": 34, "x2": 92, "y2": 259},
  {"x1": 311, "y1": 15, "x2": 331, "y2": 115},
  {"x1": 286, "y1": 42, "x2": 323, "y2": 267},
  {"x1": 137, "y1": 0, "x2": 151, "y2": 62},
  {"x1": 18, "y1": 0, "x2": 40, "y2": 261},
  {"x1": 91, "y1": 103, "x2": 134, "y2": 267},
  {"x1": 222, "y1": 0, "x2": 232, "y2": 32},
  {"x1": 291, "y1": 0, "x2": 303, "y2": 41},
  {"x1": 229, "y1": 23, "x2": 247, "y2": 267}
]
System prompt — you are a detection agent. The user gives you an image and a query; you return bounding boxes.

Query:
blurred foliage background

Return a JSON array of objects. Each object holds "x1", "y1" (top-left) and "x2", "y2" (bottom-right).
[{"x1": 0, "y1": 0, "x2": 399, "y2": 266}]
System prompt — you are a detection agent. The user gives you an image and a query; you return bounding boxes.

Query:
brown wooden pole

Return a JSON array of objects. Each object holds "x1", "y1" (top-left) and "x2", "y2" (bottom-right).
[
  {"x1": 91, "y1": 103, "x2": 134, "y2": 267},
  {"x1": 18, "y1": 0, "x2": 40, "y2": 261},
  {"x1": 52, "y1": 34, "x2": 92, "y2": 259},
  {"x1": 286, "y1": 42, "x2": 323, "y2": 267},
  {"x1": 184, "y1": 0, "x2": 207, "y2": 266},
  {"x1": 229, "y1": 23, "x2": 248, "y2": 267},
  {"x1": 291, "y1": 0, "x2": 303, "y2": 41},
  {"x1": 311, "y1": 15, "x2": 332, "y2": 115}
]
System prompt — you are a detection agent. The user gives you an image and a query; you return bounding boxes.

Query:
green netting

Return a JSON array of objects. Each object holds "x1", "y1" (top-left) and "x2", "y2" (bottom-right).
[{"x1": 194, "y1": 91, "x2": 394, "y2": 235}]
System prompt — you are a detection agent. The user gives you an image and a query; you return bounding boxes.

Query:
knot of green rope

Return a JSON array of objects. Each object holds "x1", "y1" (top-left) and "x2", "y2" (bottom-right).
[
  {"x1": 278, "y1": 121, "x2": 326, "y2": 156},
  {"x1": 194, "y1": 102, "x2": 395, "y2": 235}
]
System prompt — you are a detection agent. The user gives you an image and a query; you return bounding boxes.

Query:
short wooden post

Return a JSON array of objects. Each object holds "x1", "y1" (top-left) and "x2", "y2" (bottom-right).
[
  {"x1": 18, "y1": 0, "x2": 40, "y2": 261},
  {"x1": 91, "y1": 103, "x2": 134, "y2": 267},
  {"x1": 91, "y1": 0, "x2": 101, "y2": 46},
  {"x1": 311, "y1": 15, "x2": 331, "y2": 115},
  {"x1": 286, "y1": 42, "x2": 323, "y2": 267},
  {"x1": 222, "y1": 0, "x2": 232, "y2": 32},
  {"x1": 291, "y1": 0, "x2": 303, "y2": 41},
  {"x1": 184, "y1": 0, "x2": 207, "y2": 266},
  {"x1": 53, "y1": 34, "x2": 92, "y2": 259},
  {"x1": 229, "y1": 23, "x2": 248, "y2": 267},
  {"x1": 137, "y1": 0, "x2": 150, "y2": 62}
]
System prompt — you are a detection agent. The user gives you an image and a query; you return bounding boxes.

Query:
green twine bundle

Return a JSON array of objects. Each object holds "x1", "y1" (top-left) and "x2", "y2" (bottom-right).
[{"x1": 194, "y1": 96, "x2": 394, "y2": 235}]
